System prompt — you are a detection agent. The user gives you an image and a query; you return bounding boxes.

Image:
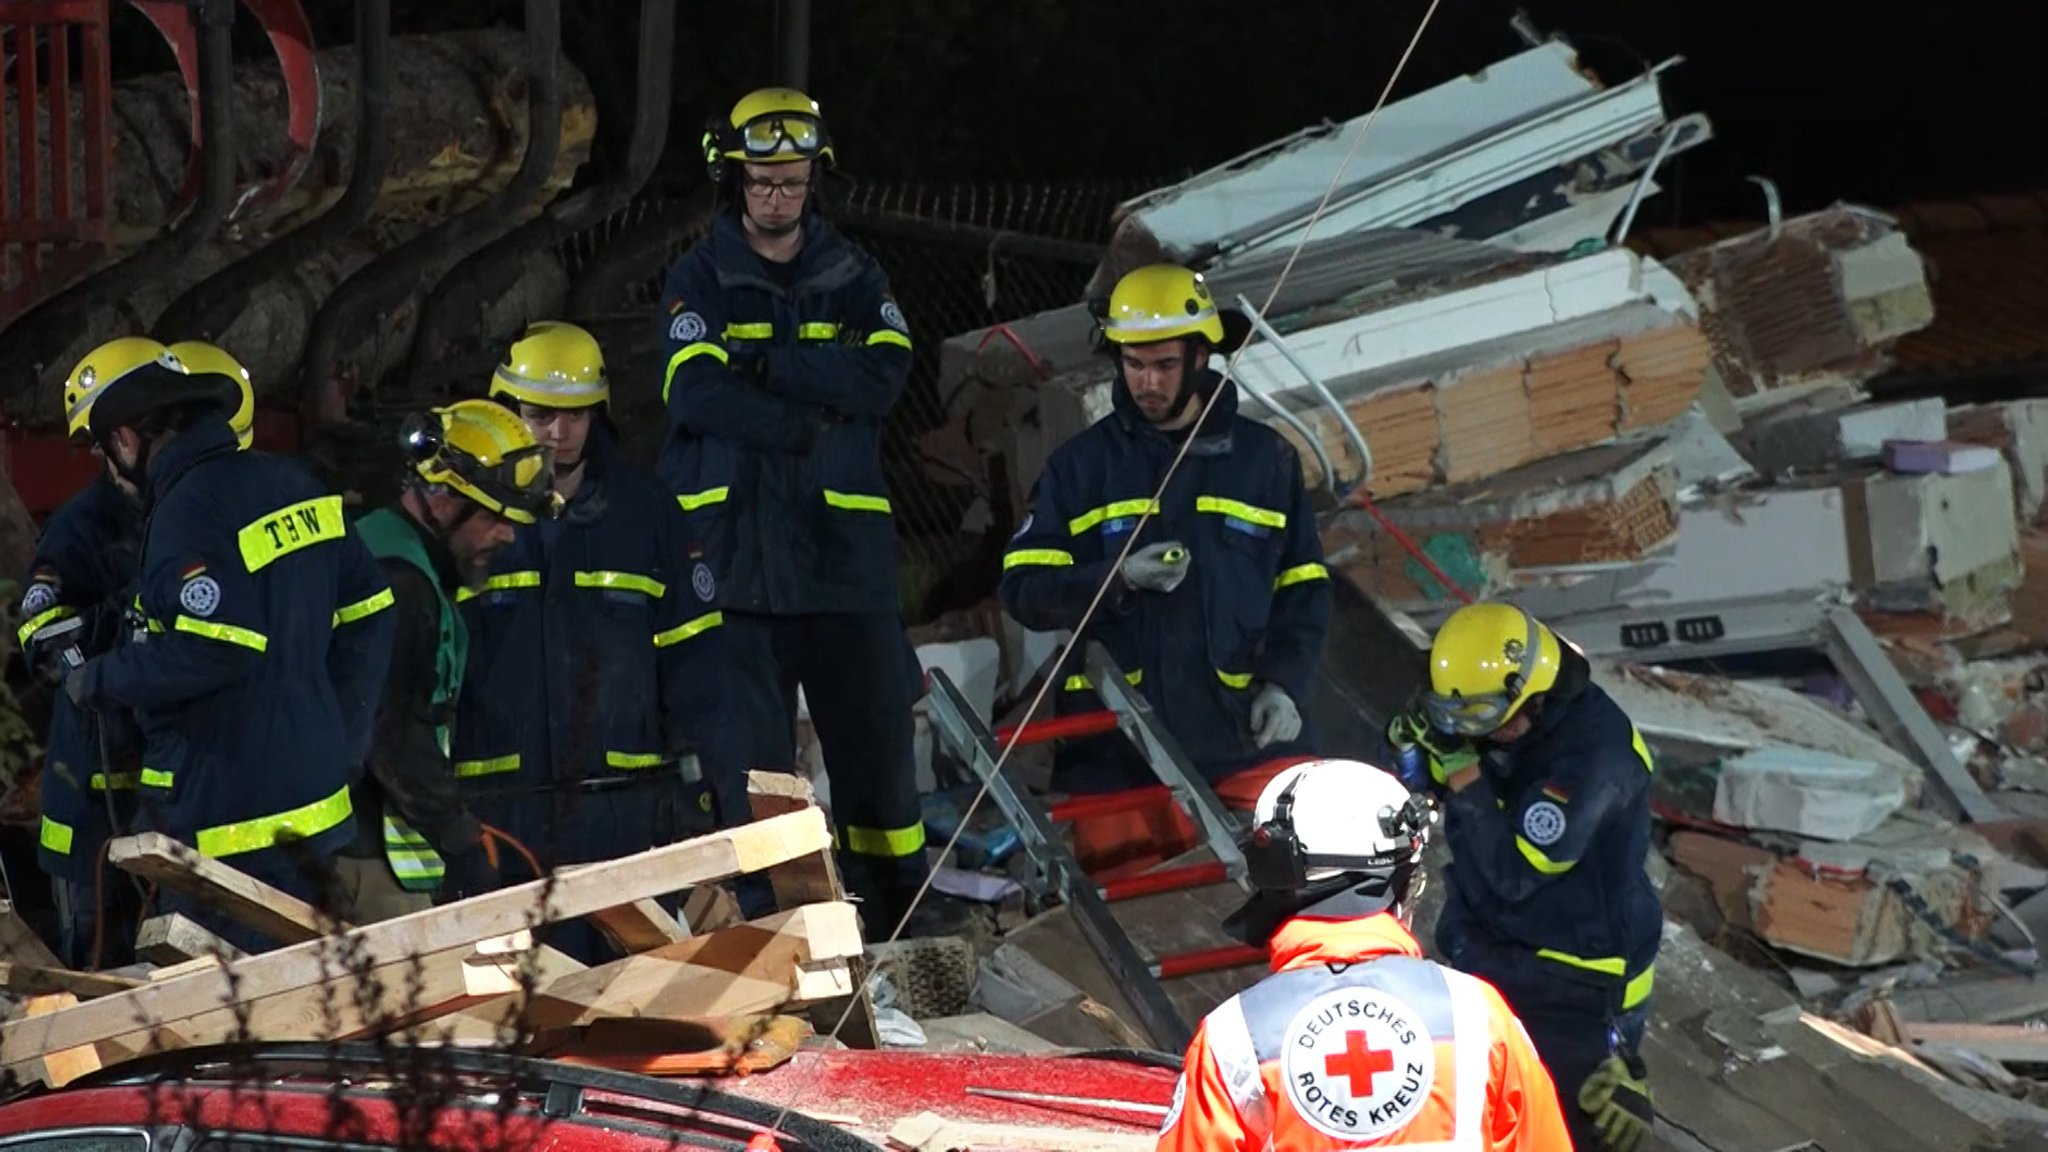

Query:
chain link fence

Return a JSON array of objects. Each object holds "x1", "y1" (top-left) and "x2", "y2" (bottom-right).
[{"x1": 560, "y1": 176, "x2": 1168, "y2": 624}]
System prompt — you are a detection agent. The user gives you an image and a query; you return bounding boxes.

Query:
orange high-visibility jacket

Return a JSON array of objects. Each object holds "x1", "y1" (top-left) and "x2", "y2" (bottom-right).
[{"x1": 1156, "y1": 915, "x2": 1573, "y2": 1151}]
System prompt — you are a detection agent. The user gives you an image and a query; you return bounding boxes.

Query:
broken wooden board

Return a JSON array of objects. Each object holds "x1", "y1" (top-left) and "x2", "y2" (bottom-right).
[
  {"x1": 1884, "y1": 973, "x2": 2048, "y2": 1025},
  {"x1": 521, "y1": 903, "x2": 862, "y2": 1030},
  {"x1": 0, "y1": 805, "x2": 830, "y2": 1072},
  {"x1": 588, "y1": 898, "x2": 689, "y2": 953},
  {"x1": 23, "y1": 994, "x2": 99, "y2": 1089},
  {"x1": 747, "y1": 769, "x2": 879, "y2": 1050},
  {"x1": 0, "y1": 962, "x2": 146, "y2": 1000},
  {"x1": 0, "y1": 899, "x2": 61, "y2": 969},
  {"x1": 135, "y1": 913, "x2": 250, "y2": 966},
  {"x1": 1901, "y1": 1021, "x2": 2048, "y2": 1067},
  {"x1": 109, "y1": 832, "x2": 342, "y2": 945}
]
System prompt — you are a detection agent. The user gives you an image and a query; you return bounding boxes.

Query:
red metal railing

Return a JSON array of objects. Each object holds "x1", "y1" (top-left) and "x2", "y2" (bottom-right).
[{"x1": 1, "y1": 0, "x2": 114, "y2": 327}]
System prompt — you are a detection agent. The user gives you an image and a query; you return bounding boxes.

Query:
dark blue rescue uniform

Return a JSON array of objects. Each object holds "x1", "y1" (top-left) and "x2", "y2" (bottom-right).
[
  {"x1": 73, "y1": 416, "x2": 397, "y2": 952},
  {"x1": 999, "y1": 373, "x2": 1332, "y2": 792},
  {"x1": 452, "y1": 428, "x2": 726, "y2": 886},
  {"x1": 656, "y1": 210, "x2": 928, "y2": 930},
  {"x1": 14, "y1": 476, "x2": 143, "y2": 967},
  {"x1": 1433, "y1": 649, "x2": 1660, "y2": 1149}
]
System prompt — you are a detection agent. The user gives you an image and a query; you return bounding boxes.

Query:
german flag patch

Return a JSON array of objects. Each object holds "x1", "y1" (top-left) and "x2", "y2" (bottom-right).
[
  {"x1": 1540, "y1": 783, "x2": 1571, "y2": 805},
  {"x1": 181, "y1": 562, "x2": 208, "y2": 581}
]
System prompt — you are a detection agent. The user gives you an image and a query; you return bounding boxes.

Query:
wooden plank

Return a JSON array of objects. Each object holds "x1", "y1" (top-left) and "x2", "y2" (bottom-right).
[
  {"x1": 523, "y1": 903, "x2": 863, "y2": 1030},
  {"x1": 747, "y1": 770, "x2": 881, "y2": 1051},
  {"x1": 588, "y1": 898, "x2": 689, "y2": 953},
  {"x1": 0, "y1": 899, "x2": 62, "y2": 969},
  {"x1": 24, "y1": 994, "x2": 99, "y2": 1089},
  {"x1": 0, "y1": 962, "x2": 146, "y2": 1000},
  {"x1": 1884, "y1": 973, "x2": 2048, "y2": 1024},
  {"x1": 134, "y1": 914, "x2": 248, "y2": 966},
  {"x1": 1904, "y1": 1021, "x2": 2048, "y2": 1066},
  {"x1": 682, "y1": 885, "x2": 741, "y2": 934},
  {"x1": 0, "y1": 806, "x2": 830, "y2": 1069},
  {"x1": 109, "y1": 832, "x2": 342, "y2": 945}
]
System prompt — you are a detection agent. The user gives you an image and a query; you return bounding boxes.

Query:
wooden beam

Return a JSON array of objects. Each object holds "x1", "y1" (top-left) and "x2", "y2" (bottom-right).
[
  {"x1": 746, "y1": 770, "x2": 881, "y2": 1050},
  {"x1": 109, "y1": 832, "x2": 343, "y2": 945},
  {"x1": 588, "y1": 898, "x2": 689, "y2": 953},
  {"x1": 0, "y1": 806, "x2": 830, "y2": 1069},
  {"x1": 0, "y1": 899, "x2": 62, "y2": 969},
  {"x1": 23, "y1": 994, "x2": 99, "y2": 1089},
  {"x1": 0, "y1": 962, "x2": 145, "y2": 1000},
  {"x1": 522, "y1": 903, "x2": 863, "y2": 1030},
  {"x1": 134, "y1": 914, "x2": 248, "y2": 966}
]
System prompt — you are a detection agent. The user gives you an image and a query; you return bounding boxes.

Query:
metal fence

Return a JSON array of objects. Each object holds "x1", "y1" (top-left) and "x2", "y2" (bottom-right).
[{"x1": 561, "y1": 176, "x2": 1164, "y2": 623}]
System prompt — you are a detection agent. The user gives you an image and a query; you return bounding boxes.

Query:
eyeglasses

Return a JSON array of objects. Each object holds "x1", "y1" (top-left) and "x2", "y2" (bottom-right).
[{"x1": 743, "y1": 174, "x2": 810, "y2": 200}]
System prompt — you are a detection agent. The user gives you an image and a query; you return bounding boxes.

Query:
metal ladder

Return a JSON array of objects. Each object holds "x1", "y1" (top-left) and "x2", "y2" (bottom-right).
[{"x1": 925, "y1": 641, "x2": 1264, "y2": 1052}]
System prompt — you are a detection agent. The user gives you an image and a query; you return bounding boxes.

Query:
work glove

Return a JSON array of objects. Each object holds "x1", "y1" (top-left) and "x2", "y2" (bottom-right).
[
  {"x1": 1249, "y1": 682, "x2": 1302, "y2": 747},
  {"x1": 1578, "y1": 1051, "x2": 1654, "y2": 1152},
  {"x1": 1120, "y1": 541, "x2": 1190, "y2": 594},
  {"x1": 1385, "y1": 708, "x2": 1476, "y2": 791},
  {"x1": 440, "y1": 841, "x2": 501, "y2": 903}
]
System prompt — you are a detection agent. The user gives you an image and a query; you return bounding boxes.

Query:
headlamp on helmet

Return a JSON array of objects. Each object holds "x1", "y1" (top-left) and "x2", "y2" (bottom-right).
[
  {"x1": 400, "y1": 402, "x2": 563, "y2": 525},
  {"x1": 1245, "y1": 774, "x2": 1431, "y2": 893}
]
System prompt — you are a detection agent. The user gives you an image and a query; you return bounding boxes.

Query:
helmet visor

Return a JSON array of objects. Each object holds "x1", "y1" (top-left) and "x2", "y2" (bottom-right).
[
  {"x1": 740, "y1": 114, "x2": 822, "y2": 159},
  {"x1": 459, "y1": 442, "x2": 561, "y2": 524},
  {"x1": 1420, "y1": 690, "x2": 1515, "y2": 738}
]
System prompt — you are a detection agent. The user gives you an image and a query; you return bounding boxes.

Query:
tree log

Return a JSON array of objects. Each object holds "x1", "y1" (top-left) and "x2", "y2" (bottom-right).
[{"x1": 3, "y1": 29, "x2": 595, "y2": 248}]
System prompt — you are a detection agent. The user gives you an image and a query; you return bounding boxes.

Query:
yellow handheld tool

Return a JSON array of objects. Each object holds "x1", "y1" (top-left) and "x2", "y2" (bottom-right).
[{"x1": 1161, "y1": 546, "x2": 1188, "y2": 565}]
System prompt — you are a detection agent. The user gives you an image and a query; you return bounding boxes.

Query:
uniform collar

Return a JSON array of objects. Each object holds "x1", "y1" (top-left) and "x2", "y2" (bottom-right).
[
  {"x1": 708, "y1": 210, "x2": 857, "y2": 294},
  {"x1": 143, "y1": 417, "x2": 240, "y2": 507},
  {"x1": 1269, "y1": 914, "x2": 1424, "y2": 972}
]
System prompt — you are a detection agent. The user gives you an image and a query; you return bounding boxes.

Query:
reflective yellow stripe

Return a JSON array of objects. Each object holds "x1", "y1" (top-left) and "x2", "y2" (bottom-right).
[
  {"x1": 454, "y1": 570, "x2": 541, "y2": 603},
  {"x1": 797, "y1": 322, "x2": 839, "y2": 340},
  {"x1": 655, "y1": 610, "x2": 723, "y2": 648},
  {"x1": 1003, "y1": 549, "x2": 1074, "y2": 570},
  {"x1": 1517, "y1": 836, "x2": 1575, "y2": 874},
  {"x1": 140, "y1": 768, "x2": 174, "y2": 789},
  {"x1": 1195, "y1": 496, "x2": 1287, "y2": 530},
  {"x1": 1274, "y1": 562, "x2": 1330, "y2": 590},
  {"x1": 1631, "y1": 725, "x2": 1655, "y2": 774},
  {"x1": 725, "y1": 322, "x2": 774, "y2": 340},
  {"x1": 575, "y1": 570, "x2": 666, "y2": 598},
  {"x1": 1069, "y1": 498, "x2": 1159, "y2": 536},
  {"x1": 1537, "y1": 949, "x2": 1654, "y2": 1007},
  {"x1": 1217, "y1": 670, "x2": 1253, "y2": 690},
  {"x1": 454, "y1": 754, "x2": 521, "y2": 779},
  {"x1": 196, "y1": 784, "x2": 353, "y2": 859},
  {"x1": 89, "y1": 772, "x2": 137, "y2": 791},
  {"x1": 841, "y1": 822, "x2": 927, "y2": 858},
  {"x1": 175, "y1": 616, "x2": 268, "y2": 652},
  {"x1": 677, "y1": 487, "x2": 729, "y2": 512},
  {"x1": 823, "y1": 490, "x2": 891, "y2": 514},
  {"x1": 664, "y1": 344, "x2": 730, "y2": 403},
  {"x1": 16, "y1": 604, "x2": 75, "y2": 648},
  {"x1": 1064, "y1": 668, "x2": 1143, "y2": 692},
  {"x1": 238, "y1": 495, "x2": 346, "y2": 572},
  {"x1": 865, "y1": 329, "x2": 912, "y2": 350},
  {"x1": 607, "y1": 751, "x2": 665, "y2": 770},
  {"x1": 40, "y1": 816, "x2": 73, "y2": 856},
  {"x1": 333, "y1": 586, "x2": 396, "y2": 626}
]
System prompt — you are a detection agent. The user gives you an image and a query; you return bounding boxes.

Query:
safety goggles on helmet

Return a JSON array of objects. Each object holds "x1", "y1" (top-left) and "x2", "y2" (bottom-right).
[
  {"x1": 1418, "y1": 609, "x2": 1541, "y2": 737},
  {"x1": 401, "y1": 413, "x2": 562, "y2": 525},
  {"x1": 738, "y1": 113, "x2": 823, "y2": 160},
  {"x1": 1242, "y1": 776, "x2": 1431, "y2": 893}
]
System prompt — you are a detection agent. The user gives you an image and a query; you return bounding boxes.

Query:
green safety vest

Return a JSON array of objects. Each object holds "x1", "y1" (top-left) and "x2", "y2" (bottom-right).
[{"x1": 353, "y1": 507, "x2": 469, "y2": 892}]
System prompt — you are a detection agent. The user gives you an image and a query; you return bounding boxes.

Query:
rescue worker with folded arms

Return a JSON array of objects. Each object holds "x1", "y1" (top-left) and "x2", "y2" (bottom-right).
[
  {"x1": 1156, "y1": 759, "x2": 1572, "y2": 1150},
  {"x1": 1000, "y1": 263, "x2": 1332, "y2": 868},
  {"x1": 60, "y1": 340, "x2": 397, "y2": 954},
  {"x1": 13, "y1": 337, "x2": 252, "y2": 966},
  {"x1": 1387, "y1": 600, "x2": 1659, "y2": 1152},
  {"x1": 334, "y1": 400, "x2": 560, "y2": 923},
  {"x1": 657, "y1": 86, "x2": 933, "y2": 935},
  {"x1": 449, "y1": 322, "x2": 723, "y2": 956}
]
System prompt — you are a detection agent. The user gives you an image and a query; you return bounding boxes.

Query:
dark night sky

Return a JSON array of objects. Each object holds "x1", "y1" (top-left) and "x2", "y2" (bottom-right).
[{"x1": 197, "y1": 1, "x2": 2048, "y2": 230}]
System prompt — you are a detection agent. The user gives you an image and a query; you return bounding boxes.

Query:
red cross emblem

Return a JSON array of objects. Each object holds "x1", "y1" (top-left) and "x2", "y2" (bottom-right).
[{"x1": 1324, "y1": 1030, "x2": 1396, "y2": 1096}]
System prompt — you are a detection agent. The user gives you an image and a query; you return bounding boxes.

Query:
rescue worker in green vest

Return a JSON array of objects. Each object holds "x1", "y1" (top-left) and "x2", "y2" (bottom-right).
[
  {"x1": 451, "y1": 324, "x2": 726, "y2": 948},
  {"x1": 61, "y1": 341, "x2": 397, "y2": 954},
  {"x1": 333, "y1": 400, "x2": 561, "y2": 922}
]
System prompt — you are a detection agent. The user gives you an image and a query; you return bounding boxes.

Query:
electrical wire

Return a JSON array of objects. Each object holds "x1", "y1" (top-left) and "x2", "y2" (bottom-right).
[{"x1": 756, "y1": 5, "x2": 1454, "y2": 1143}]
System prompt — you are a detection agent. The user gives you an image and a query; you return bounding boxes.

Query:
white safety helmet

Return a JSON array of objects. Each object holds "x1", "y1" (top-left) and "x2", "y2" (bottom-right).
[{"x1": 1238, "y1": 760, "x2": 1432, "y2": 929}]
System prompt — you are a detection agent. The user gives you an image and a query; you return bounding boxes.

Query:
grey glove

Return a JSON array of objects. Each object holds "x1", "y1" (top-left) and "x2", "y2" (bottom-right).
[
  {"x1": 1249, "y1": 682, "x2": 1302, "y2": 747},
  {"x1": 1121, "y1": 541, "x2": 1190, "y2": 594}
]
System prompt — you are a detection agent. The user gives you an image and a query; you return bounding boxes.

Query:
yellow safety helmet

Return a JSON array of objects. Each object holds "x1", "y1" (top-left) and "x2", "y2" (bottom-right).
[
  {"x1": 400, "y1": 399, "x2": 562, "y2": 525},
  {"x1": 1421, "y1": 602, "x2": 1563, "y2": 737},
  {"x1": 1101, "y1": 263, "x2": 1226, "y2": 346},
  {"x1": 64, "y1": 337, "x2": 180, "y2": 440},
  {"x1": 703, "y1": 86, "x2": 834, "y2": 181},
  {"x1": 167, "y1": 341, "x2": 257, "y2": 449},
  {"x1": 489, "y1": 321, "x2": 608, "y2": 410}
]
